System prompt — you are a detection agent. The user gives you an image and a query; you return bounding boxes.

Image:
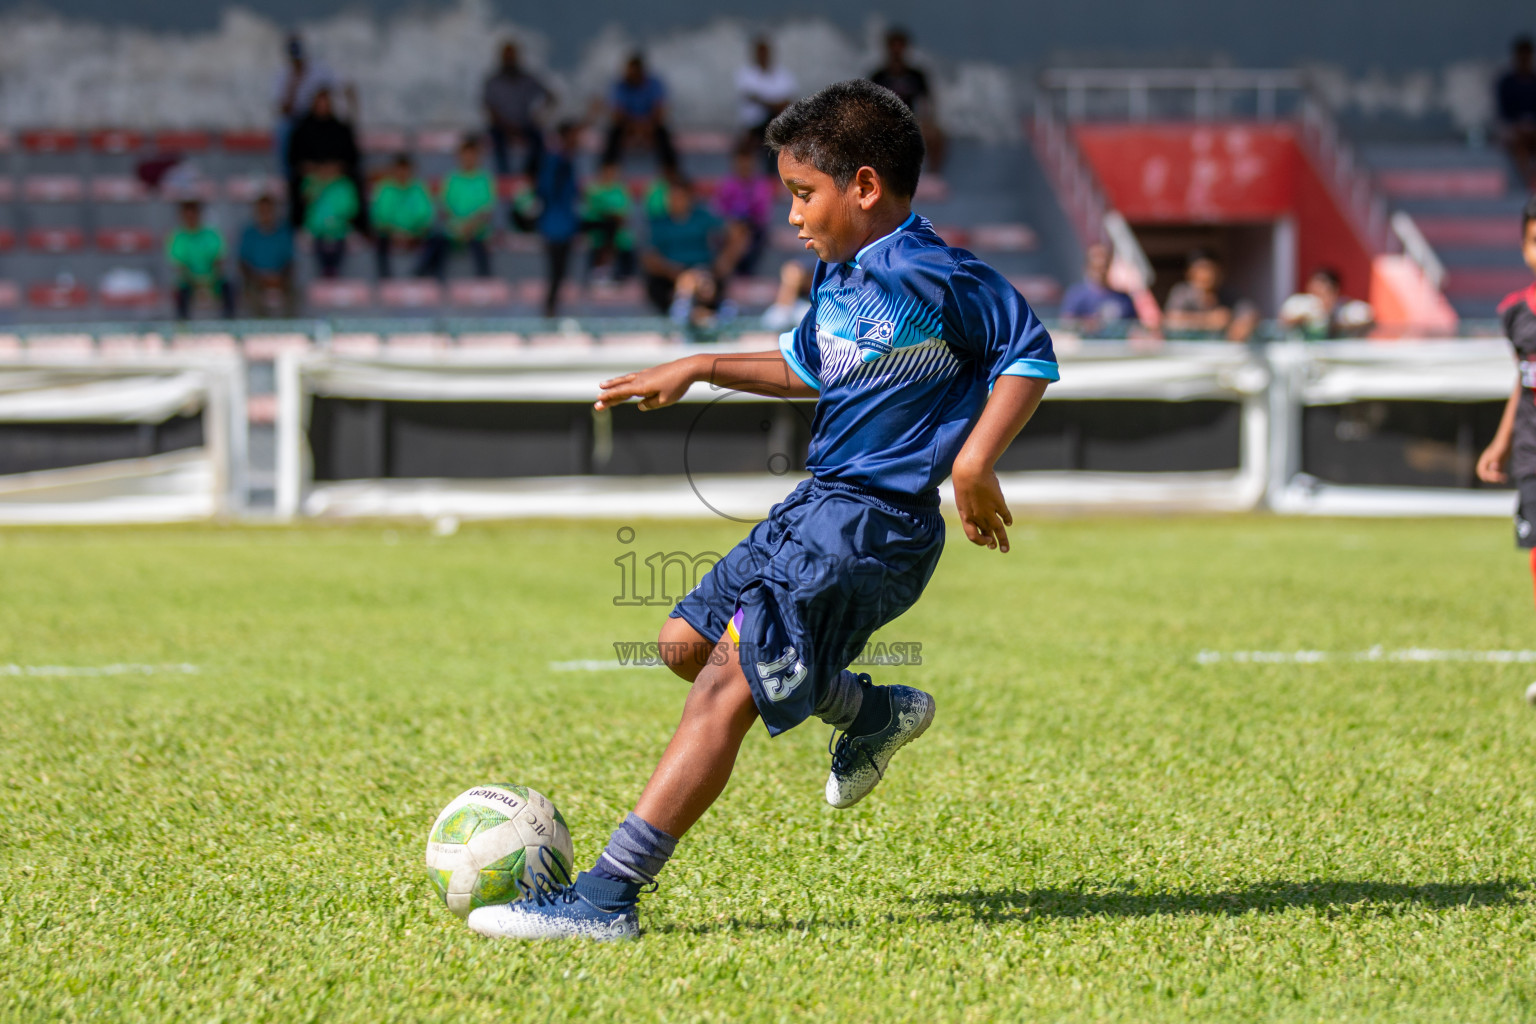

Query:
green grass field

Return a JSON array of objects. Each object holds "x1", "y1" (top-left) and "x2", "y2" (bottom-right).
[{"x1": 3, "y1": 515, "x2": 1536, "y2": 1022}]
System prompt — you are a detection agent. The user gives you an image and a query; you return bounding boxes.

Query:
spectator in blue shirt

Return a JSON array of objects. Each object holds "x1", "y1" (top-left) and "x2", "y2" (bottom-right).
[
  {"x1": 237, "y1": 194, "x2": 296, "y2": 317},
  {"x1": 602, "y1": 53, "x2": 678, "y2": 171},
  {"x1": 1059, "y1": 243, "x2": 1137, "y2": 337},
  {"x1": 536, "y1": 122, "x2": 583, "y2": 318},
  {"x1": 641, "y1": 178, "x2": 745, "y2": 314},
  {"x1": 1497, "y1": 36, "x2": 1536, "y2": 191}
]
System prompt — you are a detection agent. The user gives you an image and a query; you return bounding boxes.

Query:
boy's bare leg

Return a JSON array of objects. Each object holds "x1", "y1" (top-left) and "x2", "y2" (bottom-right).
[
  {"x1": 633, "y1": 630, "x2": 759, "y2": 838},
  {"x1": 657, "y1": 615, "x2": 713, "y2": 683}
]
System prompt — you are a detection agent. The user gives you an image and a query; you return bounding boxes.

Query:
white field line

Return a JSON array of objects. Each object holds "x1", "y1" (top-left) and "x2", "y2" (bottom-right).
[
  {"x1": 549, "y1": 660, "x2": 664, "y2": 672},
  {"x1": 0, "y1": 663, "x2": 200, "y2": 677},
  {"x1": 1196, "y1": 647, "x2": 1536, "y2": 665}
]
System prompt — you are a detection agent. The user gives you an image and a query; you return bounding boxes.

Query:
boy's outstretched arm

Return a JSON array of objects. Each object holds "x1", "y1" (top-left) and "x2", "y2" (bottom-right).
[
  {"x1": 595, "y1": 351, "x2": 817, "y2": 411},
  {"x1": 951, "y1": 375, "x2": 1050, "y2": 553}
]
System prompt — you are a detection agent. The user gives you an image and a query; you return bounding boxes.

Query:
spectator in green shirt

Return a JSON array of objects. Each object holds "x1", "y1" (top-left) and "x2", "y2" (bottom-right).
[
  {"x1": 167, "y1": 200, "x2": 234, "y2": 319},
  {"x1": 419, "y1": 135, "x2": 494, "y2": 280},
  {"x1": 581, "y1": 157, "x2": 635, "y2": 281},
  {"x1": 303, "y1": 159, "x2": 359, "y2": 278},
  {"x1": 371, "y1": 153, "x2": 436, "y2": 278}
]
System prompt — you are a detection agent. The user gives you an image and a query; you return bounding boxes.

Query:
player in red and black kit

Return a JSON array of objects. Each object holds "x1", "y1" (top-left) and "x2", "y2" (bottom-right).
[{"x1": 1477, "y1": 197, "x2": 1536, "y2": 593}]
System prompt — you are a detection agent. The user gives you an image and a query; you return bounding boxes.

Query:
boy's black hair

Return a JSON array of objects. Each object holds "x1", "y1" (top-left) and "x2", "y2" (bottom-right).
[
  {"x1": 1524, "y1": 195, "x2": 1536, "y2": 235},
  {"x1": 459, "y1": 132, "x2": 481, "y2": 152},
  {"x1": 1310, "y1": 266, "x2": 1342, "y2": 288},
  {"x1": 392, "y1": 152, "x2": 414, "y2": 168},
  {"x1": 764, "y1": 79, "x2": 924, "y2": 199}
]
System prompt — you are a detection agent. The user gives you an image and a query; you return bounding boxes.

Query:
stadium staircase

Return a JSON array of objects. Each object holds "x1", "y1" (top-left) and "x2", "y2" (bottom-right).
[{"x1": 1356, "y1": 143, "x2": 1532, "y2": 321}]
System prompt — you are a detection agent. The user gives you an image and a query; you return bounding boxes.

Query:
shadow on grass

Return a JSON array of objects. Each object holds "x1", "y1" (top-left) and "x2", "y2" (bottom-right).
[{"x1": 654, "y1": 879, "x2": 1530, "y2": 935}]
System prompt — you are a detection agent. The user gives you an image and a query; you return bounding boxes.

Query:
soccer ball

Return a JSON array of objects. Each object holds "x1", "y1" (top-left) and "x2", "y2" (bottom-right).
[{"x1": 424, "y1": 784, "x2": 575, "y2": 917}]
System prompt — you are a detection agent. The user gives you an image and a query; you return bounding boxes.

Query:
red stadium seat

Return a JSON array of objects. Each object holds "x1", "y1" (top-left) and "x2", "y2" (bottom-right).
[
  {"x1": 730, "y1": 277, "x2": 779, "y2": 307},
  {"x1": 362, "y1": 128, "x2": 409, "y2": 154},
  {"x1": 307, "y1": 279, "x2": 373, "y2": 311},
  {"x1": 1411, "y1": 217, "x2": 1516, "y2": 248},
  {"x1": 378, "y1": 278, "x2": 444, "y2": 309},
  {"x1": 913, "y1": 176, "x2": 949, "y2": 202},
  {"x1": 448, "y1": 278, "x2": 514, "y2": 308},
  {"x1": 221, "y1": 130, "x2": 274, "y2": 153},
  {"x1": 26, "y1": 228, "x2": 86, "y2": 253},
  {"x1": 1377, "y1": 168, "x2": 1505, "y2": 199},
  {"x1": 1006, "y1": 275, "x2": 1062, "y2": 306},
  {"x1": 0, "y1": 130, "x2": 12, "y2": 153},
  {"x1": 89, "y1": 129, "x2": 143, "y2": 154},
  {"x1": 0, "y1": 179, "x2": 12, "y2": 202},
  {"x1": 99, "y1": 284, "x2": 161, "y2": 311},
  {"x1": 160, "y1": 178, "x2": 219, "y2": 202},
  {"x1": 0, "y1": 228, "x2": 15, "y2": 252},
  {"x1": 89, "y1": 175, "x2": 150, "y2": 202},
  {"x1": 929, "y1": 225, "x2": 969, "y2": 247},
  {"x1": 95, "y1": 227, "x2": 158, "y2": 254},
  {"x1": 414, "y1": 128, "x2": 462, "y2": 154},
  {"x1": 495, "y1": 175, "x2": 529, "y2": 200},
  {"x1": 19, "y1": 130, "x2": 79, "y2": 153},
  {"x1": 676, "y1": 131, "x2": 733, "y2": 155},
  {"x1": 153, "y1": 130, "x2": 213, "y2": 153},
  {"x1": 1444, "y1": 267, "x2": 1536, "y2": 300},
  {"x1": 27, "y1": 282, "x2": 91, "y2": 310},
  {"x1": 0, "y1": 281, "x2": 20, "y2": 309},
  {"x1": 224, "y1": 173, "x2": 284, "y2": 202},
  {"x1": 23, "y1": 175, "x2": 84, "y2": 202},
  {"x1": 970, "y1": 223, "x2": 1038, "y2": 252}
]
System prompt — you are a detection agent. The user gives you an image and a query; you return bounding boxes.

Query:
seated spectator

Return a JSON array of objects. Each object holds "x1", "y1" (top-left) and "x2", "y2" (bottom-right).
[
  {"x1": 1060, "y1": 243, "x2": 1138, "y2": 337},
  {"x1": 1163, "y1": 251, "x2": 1258, "y2": 342},
  {"x1": 1279, "y1": 267, "x2": 1375, "y2": 339},
  {"x1": 1497, "y1": 36, "x2": 1536, "y2": 191},
  {"x1": 535, "y1": 122, "x2": 583, "y2": 318},
  {"x1": 167, "y1": 200, "x2": 234, "y2": 320},
  {"x1": 641, "y1": 178, "x2": 743, "y2": 314},
  {"x1": 580, "y1": 158, "x2": 636, "y2": 281},
  {"x1": 761, "y1": 259, "x2": 813, "y2": 332},
  {"x1": 737, "y1": 37, "x2": 795, "y2": 171},
  {"x1": 483, "y1": 40, "x2": 551, "y2": 178},
  {"x1": 603, "y1": 54, "x2": 677, "y2": 171},
  {"x1": 869, "y1": 28, "x2": 945, "y2": 174},
  {"x1": 371, "y1": 154, "x2": 436, "y2": 278},
  {"x1": 237, "y1": 194, "x2": 296, "y2": 317},
  {"x1": 419, "y1": 135, "x2": 495, "y2": 280},
  {"x1": 286, "y1": 86, "x2": 364, "y2": 232},
  {"x1": 303, "y1": 160, "x2": 359, "y2": 278},
  {"x1": 670, "y1": 267, "x2": 738, "y2": 339},
  {"x1": 714, "y1": 139, "x2": 778, "y2": 276},
  {"x1": 644, "y1": 164, "x2": 689, "y2": 220}
]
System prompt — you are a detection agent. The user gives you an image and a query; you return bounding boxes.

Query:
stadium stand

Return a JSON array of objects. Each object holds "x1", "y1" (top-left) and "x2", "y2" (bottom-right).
[{"x1": 1360, "y1": 144, "x2": 1532, "y2": 319}]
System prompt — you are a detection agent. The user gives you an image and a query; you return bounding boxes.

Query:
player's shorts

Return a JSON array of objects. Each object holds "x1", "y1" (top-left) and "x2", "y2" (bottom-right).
[
  {"x1": 1516, "y1": 477, "x2": 1536, "y2": 549},
  {"x1": 670, "y1": 477, "x2": 945, "y2": 736}
]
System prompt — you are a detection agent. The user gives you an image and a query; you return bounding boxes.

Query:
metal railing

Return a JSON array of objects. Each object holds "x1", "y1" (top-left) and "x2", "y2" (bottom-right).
[{"x1": 1038, "y1": 69, "x2": 1307, "y2": 124}]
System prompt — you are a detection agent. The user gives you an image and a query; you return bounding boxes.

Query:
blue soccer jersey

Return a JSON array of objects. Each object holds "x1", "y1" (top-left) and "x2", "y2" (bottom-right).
[{"x1": 778, "y1": 213, "x2": 1058, "y2": 496}]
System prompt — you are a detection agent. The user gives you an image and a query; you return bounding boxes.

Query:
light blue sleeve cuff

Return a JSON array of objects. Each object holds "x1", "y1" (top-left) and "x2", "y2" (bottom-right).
[
  {"x1": 779, "y1": 331, "x2": 821, "y2": 391},
  {"x1": 997, "y1": 357, "x2": 1061, "y2": 382}
]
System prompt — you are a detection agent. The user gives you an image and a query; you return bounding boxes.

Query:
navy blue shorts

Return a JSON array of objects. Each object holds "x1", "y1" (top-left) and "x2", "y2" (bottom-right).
[{"x1": 670, "y1": 477, "x2": 945, "y2": 736}]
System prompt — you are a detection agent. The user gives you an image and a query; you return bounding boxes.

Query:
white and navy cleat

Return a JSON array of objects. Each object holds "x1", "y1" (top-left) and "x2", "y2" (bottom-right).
[{"x1": 825, "y1": 684, "x2": 935, "y2": 809}]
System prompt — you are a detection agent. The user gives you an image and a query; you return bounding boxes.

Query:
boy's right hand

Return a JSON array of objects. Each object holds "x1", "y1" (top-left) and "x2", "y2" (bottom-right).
[{"x1": 596, "y1": 357, "x2": 700, "y2": 411}]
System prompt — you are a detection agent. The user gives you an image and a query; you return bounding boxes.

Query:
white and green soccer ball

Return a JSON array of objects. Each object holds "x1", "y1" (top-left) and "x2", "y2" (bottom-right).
[{"x1": 424, "y1": 784, "x2": 574, "y2": 917}]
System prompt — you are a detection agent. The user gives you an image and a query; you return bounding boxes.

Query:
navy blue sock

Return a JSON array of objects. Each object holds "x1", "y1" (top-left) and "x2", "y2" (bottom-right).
[
  {"x1": 847, "y1": 679, "x2": 891, "y2": 736},
  {"x1": 582, "y1": 812, "x2": 677, "y2": 908},
  {"x1": 573, "y1": 870, "x2": 645, "y2": 912}
]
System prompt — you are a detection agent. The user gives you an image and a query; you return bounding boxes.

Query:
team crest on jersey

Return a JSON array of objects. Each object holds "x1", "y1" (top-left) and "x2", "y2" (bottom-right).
[{"x1": 855, "y1": 317, "x2": 896, "y2": 356}]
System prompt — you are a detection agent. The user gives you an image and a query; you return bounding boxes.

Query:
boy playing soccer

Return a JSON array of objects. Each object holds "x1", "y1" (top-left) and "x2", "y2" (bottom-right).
[
  {"x1": 1476, "y1": 197, "x2": 1536, "y2": 582},
  {"x1": 470, "y1": 80, "x2": 1058, "y2": 942}
]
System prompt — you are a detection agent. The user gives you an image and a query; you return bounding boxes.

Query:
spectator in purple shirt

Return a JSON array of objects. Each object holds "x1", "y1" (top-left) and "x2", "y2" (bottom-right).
[
  {"x1": 713, "y1": 140, "x2": 777, "y2": 276},
  {"x1": 1497, "y1": 36, "x2": 1536, "y2": 190},
  {"x1": 1059, "y1": 243, "x2": 1137, "y2": 337},
  {"x1": 603, "y1": 54, "x2": 678, "y2": 171}
]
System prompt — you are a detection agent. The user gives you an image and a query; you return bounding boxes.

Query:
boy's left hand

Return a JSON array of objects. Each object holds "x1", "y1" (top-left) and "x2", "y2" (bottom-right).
[{"x1": 952, "y1": 461, "x2": 1013, "y2": 553}]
